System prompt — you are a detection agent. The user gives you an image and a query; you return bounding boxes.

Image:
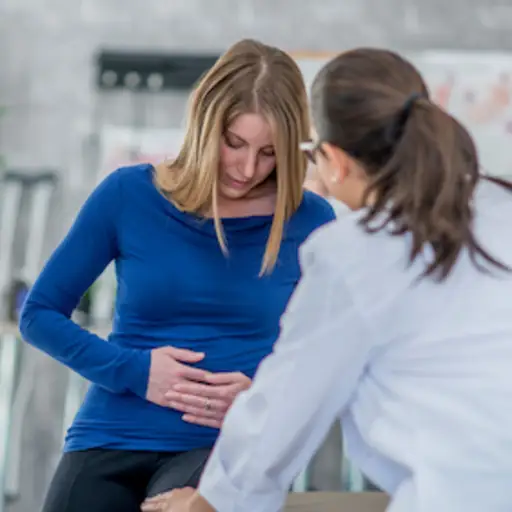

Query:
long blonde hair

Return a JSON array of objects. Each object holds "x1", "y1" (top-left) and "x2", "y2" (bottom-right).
[{"x1": 155, "y1": 39, "x2": 310, "y2": 274}]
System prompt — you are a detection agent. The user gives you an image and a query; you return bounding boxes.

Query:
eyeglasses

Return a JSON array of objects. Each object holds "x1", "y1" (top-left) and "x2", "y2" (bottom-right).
[{"x1": 300, "y1": 140, "x2": 324, "y2": 164}]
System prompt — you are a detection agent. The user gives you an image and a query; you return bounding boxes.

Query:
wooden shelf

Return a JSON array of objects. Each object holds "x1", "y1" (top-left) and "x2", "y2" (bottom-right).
[{"x1": 285, "y1": 492, "x2": 388, "y2": 512}]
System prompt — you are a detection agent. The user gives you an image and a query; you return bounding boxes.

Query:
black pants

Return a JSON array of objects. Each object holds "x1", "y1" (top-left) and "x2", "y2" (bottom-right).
[{"x1": 42, "y1": 447, "x2": 212, "y2": 512}]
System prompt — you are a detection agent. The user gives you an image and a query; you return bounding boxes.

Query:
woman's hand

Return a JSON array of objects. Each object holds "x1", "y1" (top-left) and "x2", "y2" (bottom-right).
[
  {"x1": 141, "y1": 488, "x2": 214, "y2": 512},
  {"x1": 164, "y1": 371, "x2": 252, "y2": 428},
  {"x1": 146, "y1": 347, "x2": 210, "y2": 407}
]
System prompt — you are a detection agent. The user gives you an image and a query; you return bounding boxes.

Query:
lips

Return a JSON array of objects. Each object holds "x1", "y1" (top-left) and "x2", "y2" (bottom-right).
[{"x1": 225, "y1": 175, "x2": 250, "y2": 189}]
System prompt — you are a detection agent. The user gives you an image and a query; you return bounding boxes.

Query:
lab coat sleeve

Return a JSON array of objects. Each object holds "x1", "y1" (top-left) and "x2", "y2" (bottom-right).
[{"x1": 197, "y1": 232, "x2": 376, "y2": 512}]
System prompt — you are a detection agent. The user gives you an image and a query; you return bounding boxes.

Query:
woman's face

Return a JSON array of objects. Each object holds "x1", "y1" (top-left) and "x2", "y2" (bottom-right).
[{"x1": 218, "y1": 113, "x2": 277, "y2": 200}]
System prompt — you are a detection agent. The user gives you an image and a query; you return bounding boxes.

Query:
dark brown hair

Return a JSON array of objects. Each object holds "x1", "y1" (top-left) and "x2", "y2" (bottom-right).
[{"x1": 311, "y1": 48, "x2": 512, "y2": 281}]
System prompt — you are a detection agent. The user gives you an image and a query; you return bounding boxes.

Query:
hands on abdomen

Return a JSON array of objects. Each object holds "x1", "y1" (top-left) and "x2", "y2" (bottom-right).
[{"x1": 147, "y1": 346, "x2": 252, "y2": 429}]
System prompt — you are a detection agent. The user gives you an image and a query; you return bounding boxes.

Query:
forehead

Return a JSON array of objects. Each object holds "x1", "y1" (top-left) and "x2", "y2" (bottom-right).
[{"x1": 228, "y1": 113, "x2": 274, "y2": 144}]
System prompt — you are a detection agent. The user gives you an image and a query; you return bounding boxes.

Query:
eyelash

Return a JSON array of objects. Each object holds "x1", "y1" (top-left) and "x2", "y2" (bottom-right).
[
  {"x1": 225, "y1": 138, "x2": 275, "y2": 157},
  {"x1": 225, "y1": 138, "x2": 243, "y2": 149}
]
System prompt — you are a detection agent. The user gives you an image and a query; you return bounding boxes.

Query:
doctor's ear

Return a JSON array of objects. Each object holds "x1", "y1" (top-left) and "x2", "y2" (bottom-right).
[{"x1": 319, "y1": 143, "x2": 352, "y2": 183}]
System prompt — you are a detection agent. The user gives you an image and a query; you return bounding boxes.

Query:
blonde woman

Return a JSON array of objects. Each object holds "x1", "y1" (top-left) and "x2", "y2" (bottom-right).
[
  {"x1": 19, "y1": 39, "x2": 334, "y2": 512},
  {"x1": 146, "y1": 48, "x2": 512, "y2": 512}
]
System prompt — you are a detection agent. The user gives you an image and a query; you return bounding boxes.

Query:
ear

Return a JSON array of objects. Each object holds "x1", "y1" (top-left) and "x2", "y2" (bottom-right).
[{"x1": 320, "y1": 142, "x2": 351, "y2": 183}]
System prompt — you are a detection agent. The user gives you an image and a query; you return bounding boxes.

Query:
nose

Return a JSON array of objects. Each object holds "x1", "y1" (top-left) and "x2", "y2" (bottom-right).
[{"x1": 240, "y1": 152, "x2": 257, "y2": 181}]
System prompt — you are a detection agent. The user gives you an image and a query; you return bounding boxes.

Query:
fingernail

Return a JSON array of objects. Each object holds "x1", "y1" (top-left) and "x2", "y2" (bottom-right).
[
  {"x1": 173, "y1": 384, "x2": 184, "y2": 391},
  {"x1": 165, "y1": 391, "x2": 178, "y2": 399}
]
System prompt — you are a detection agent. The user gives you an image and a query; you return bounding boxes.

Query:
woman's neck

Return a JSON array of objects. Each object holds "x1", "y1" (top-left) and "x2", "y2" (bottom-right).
[{"x1": 217, "y1": 181, "x2": 277, "y2": 218}]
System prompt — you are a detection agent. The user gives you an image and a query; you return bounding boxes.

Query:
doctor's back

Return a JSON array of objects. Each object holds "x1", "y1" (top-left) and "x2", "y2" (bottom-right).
[{"x1": 326, "y1": 179, "x2": 512, "y2": 510}]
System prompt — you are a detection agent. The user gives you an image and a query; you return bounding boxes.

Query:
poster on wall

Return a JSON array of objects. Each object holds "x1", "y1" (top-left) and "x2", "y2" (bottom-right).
[
  {"x1": 415, "y1": 52, "x2": 512, "y2": 179},
  {"x1": 295, "y1": 51, "x2": 512, "y2": 179},
  {"x1": 96, "y1": 125, "x2": 185, "y2": 184}
]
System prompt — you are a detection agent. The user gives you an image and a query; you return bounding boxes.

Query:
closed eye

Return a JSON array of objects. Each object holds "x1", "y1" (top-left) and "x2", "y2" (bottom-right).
[
  {"x1": 224, "y1": 133, "x2": 244, "y2": 149},
  {"x1": 225, "y1": 131, "x2": 275, "y2": 157}
]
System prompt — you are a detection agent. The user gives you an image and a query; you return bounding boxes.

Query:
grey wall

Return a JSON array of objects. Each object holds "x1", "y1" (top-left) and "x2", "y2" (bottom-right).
[
  {"x1": 1, "y1": 1, "x2": 512, "y2": 511},
  {"x1": 2, "y1": 0, "x2": 512, "y2": 173}
]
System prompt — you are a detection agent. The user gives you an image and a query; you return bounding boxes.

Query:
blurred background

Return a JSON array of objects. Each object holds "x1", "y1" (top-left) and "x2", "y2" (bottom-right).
[{"x1": 2, "y1": 0, "x2": 512, "y2": 510}]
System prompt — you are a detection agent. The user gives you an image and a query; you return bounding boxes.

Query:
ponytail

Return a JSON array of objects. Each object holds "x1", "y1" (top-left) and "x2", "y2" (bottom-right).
[{"x1": 362, "y1": 99, "x2": 512, "y2": 281}]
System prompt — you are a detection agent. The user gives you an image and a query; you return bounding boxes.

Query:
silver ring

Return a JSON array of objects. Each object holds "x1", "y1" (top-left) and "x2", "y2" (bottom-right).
[{"x1": 204, "y1": 398, "x2": 212, "y2": 411}]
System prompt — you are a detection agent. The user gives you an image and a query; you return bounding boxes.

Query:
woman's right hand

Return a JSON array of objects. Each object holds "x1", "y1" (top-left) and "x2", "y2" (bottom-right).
[{"x1": 146, "y1": 346, "x2": 209, "y2": 407}]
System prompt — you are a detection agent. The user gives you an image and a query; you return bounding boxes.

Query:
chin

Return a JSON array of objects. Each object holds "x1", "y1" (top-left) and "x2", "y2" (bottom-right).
[{"x1": 219, "y1": 184, "x2": 249, "y2": 200}]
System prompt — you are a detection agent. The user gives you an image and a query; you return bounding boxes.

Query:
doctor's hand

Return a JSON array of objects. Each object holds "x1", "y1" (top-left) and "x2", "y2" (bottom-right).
[
  {"x1": 165, "y1": 371, "x2": 252, "y2": 428},
  {"x1": 146, "y1": 347, "x2": 210, "y2": 407},
  {"x1": 141, "y1": 488, "x2": 214, "y2": 512}
]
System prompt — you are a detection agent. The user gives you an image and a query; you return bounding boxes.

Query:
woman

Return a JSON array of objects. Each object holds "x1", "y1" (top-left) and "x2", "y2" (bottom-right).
[
  {"x1": 146, "y1": 48, "x2": 512, "y2": 512},
  {"x1": 19, "y1": 39, "x2": 335, "y2": 512}
]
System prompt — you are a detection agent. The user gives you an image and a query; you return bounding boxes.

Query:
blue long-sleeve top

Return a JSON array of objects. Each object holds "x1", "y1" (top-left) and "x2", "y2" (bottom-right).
[{"x1": 19, "y1": 164, "x2": 335, "y2": 452}]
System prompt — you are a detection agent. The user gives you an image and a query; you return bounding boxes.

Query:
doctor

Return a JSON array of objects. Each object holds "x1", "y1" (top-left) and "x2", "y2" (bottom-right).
[{"x1": 142, "y1": 48, "x2": 512, "y2": 512}]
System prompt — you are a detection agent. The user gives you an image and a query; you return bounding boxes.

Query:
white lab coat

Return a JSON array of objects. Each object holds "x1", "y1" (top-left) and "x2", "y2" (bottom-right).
[{"x1": 198, "y1": 180, "x2": 512, "y2": 512}]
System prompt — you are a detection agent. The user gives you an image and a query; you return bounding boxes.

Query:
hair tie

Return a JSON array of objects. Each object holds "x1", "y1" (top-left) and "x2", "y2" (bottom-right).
[
  {"x1": 402, "y1": 92, "x2": 425, "y2": 114},
  {"x1": 384, "y1": 92, "x2": 427, "y2": 145}
]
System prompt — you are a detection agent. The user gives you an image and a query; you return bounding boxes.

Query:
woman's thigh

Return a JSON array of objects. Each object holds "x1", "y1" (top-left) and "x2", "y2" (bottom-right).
[
  {"x1": 42, "y1": 450, "x2": 151, "y2": 512},
  {"x1": 146, "y1": 447, "x2": 212, "y2": 498}
]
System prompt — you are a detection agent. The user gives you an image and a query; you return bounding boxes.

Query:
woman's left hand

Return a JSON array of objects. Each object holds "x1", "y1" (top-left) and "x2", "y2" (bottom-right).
[{"x1": 165, "y1": 371, "x2": 251, "y2": 428}]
